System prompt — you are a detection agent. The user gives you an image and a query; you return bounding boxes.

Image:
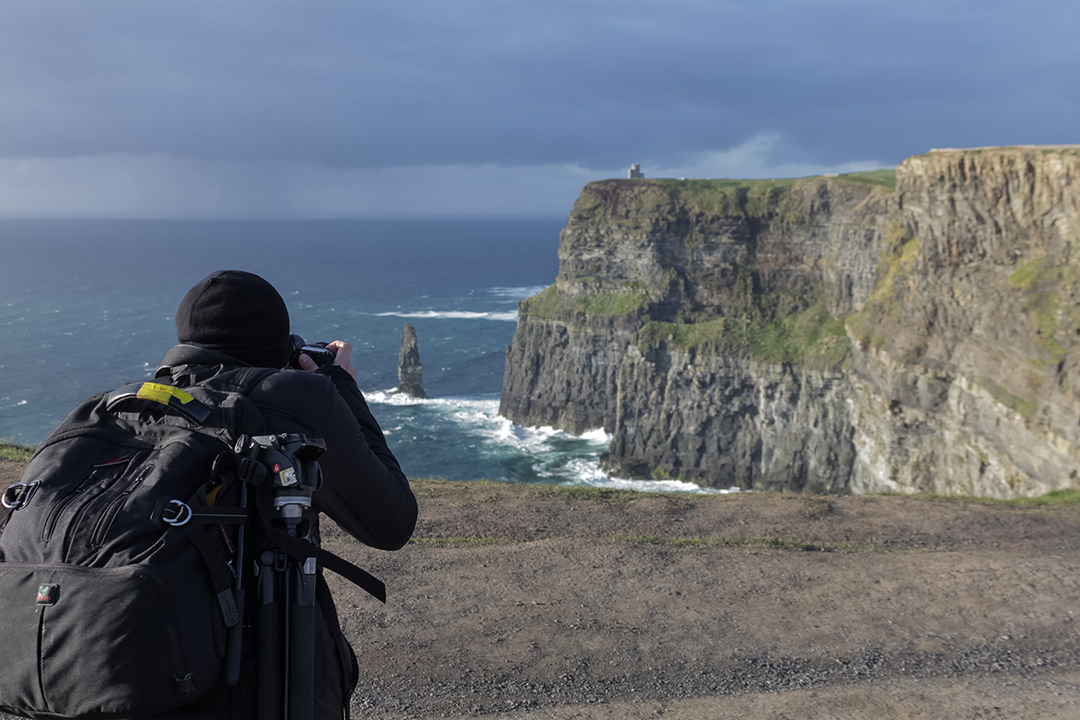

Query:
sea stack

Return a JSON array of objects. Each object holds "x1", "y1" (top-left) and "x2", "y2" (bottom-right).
[{"x1": 398, "y1": 323, "x2": 426, "y2": 398}]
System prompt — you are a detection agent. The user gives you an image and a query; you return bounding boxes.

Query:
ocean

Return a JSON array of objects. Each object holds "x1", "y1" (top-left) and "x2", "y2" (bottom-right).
[{"x1": 0, "y1": 218, "x2": 719, "y2": 493}]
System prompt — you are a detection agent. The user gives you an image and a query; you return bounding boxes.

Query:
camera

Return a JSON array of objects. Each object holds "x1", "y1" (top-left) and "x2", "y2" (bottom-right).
[{"x1": 289, "y1": 334, "x2": 336, "y2": 370}]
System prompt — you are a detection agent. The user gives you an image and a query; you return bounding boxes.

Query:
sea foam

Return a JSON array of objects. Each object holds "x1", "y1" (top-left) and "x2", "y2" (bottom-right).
[
  {"x1": 374, "y1": 310, "x2": 518, "y2": 321},
  {"x1": 365, "y1": 390, "x2": 725, "y2": 494},
  {"x1": 487, "y1": 285, "x2": 549, "y2": 300}
]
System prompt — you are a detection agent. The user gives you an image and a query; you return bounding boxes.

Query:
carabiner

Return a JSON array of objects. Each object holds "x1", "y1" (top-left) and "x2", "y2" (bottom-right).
[
  {"x1": 1, "y1": 482, "x2": 35, "y2": 510},
  {"x1": 161, "y1": 499, "x2": 193, "y2": 527}
]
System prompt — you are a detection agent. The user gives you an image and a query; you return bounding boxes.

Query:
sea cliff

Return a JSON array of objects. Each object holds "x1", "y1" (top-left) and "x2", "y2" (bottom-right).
[{"x1": 500, "y1": 146, "x2": 1080, "y2": 497}]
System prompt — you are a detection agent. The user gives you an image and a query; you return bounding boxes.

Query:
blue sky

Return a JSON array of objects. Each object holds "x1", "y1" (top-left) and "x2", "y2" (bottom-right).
[{"x1": 0, "y1": 0, "x2": 1075, "y2": 218}]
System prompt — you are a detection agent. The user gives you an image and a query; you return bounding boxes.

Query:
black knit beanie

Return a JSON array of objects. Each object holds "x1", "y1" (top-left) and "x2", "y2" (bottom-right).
[{"x1": 175, "y1": 270, "x2": 291, "y2": 368}]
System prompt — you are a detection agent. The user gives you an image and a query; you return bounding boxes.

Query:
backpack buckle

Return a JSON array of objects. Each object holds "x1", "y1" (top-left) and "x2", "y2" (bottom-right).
[
  {"x1": 2, "y1": 482, "x2": 36, "y2": 510},
  {"x1": 174, "y1": 673, "x2": 196, "y2": 693},
  {"x1": 236, "y1": 457, "x2": 268, "y2": 485},
  {"x1": 160, "y1": 499, "x2": 193, "y2": 527}
]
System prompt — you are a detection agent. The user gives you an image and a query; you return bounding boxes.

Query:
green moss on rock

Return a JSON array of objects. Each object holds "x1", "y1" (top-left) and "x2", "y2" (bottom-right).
[
  {"x1": 838, "y1": 169, "x2": 897, "y2": 190},
  {"x1": 571, "y1": 173, "x2": 893, "y2": 229},
  {"x1": 578, "y1": 292, "x2": 651, "y2": 316},
  {"x1": 1007, "y1": 257, "x2": 1080, "y2": 363},
  {"x1": 867, "y1": 220, "x2": 918, "y2": 306},
  {"x1": 519, "y1": 285, "x2": 651, "y2": 321},
  {"x1": 976, "y1": 377, "x2": 1038, "y2": 420},
  {"x1": 639, "y1": 301, "x2": 850, "y2": 369},
  {"x1": 518, "y1": 285, "x2": 567, "y2": 320}
]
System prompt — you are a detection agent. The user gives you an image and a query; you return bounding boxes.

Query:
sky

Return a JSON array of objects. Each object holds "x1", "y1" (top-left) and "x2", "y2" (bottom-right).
[{"x1": 0, "y1": 0, "x2": 1075, "y2": 218}]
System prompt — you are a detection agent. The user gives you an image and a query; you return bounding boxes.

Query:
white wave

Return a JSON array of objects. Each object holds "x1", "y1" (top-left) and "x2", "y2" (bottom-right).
[
  {"x1": 366, "y1": 390, "x2": 501, "y2": 414},
  {"x1": 577, "y1": 427, "x2": 613, "y2": 444},
  {"x1": 366, "y1": 389, "x2": 422, "y2": 406},
  {"x1": 364, "y1": 390, "x2": 737, "y2": 495},
  {"x1": 16, "y1": 400, "x2": 28, "y2": 406},
  {"x1": 490, "y1": 417, "x2": 564, "y2": 454},
  {"x1": 369, "y1": 392, "x2": 602, "y2": 456},
  {"x1": 373, "y1": 310, "x2": 518, "y2": 321},
  {"x1": 487, "y1": 285, "x2": 549, "y2": 300}
]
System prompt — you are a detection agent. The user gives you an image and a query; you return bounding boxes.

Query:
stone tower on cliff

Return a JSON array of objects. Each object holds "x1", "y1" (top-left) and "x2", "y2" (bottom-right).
[{"x1": 398, "y1": 323, "x2": 425, "y2": 398}]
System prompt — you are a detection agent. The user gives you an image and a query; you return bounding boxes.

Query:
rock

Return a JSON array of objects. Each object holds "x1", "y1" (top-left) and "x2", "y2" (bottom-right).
[
  {"x1": 398, "y1": 323, "x2": 425, "y2": 398},
  {"x1": 499, "y1": 146, "x2": 1080, "y2": 497}
]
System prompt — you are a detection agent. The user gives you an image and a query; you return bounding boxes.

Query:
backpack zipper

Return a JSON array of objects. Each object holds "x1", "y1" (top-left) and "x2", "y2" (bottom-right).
[
  {"x1": 41, "y1": 470, "x2": 96, "y2": 544},
  {"x1": 89, "y1": 463, "x2": 154, "y2": 548},
  {"x1": 41, "y1": 457, "x2": 131, "y2": 544},
  {"x1": 36, "y1": 607, "x2": 49, "y2": 711}
]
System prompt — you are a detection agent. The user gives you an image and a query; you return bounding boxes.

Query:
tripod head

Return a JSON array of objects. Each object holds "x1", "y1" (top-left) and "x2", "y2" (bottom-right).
[{"x1": 234, "y1": 433, "x2": 326, "y2": 539}]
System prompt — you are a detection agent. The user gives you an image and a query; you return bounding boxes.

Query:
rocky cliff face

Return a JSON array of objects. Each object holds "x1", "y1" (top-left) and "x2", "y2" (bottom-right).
[
  {"x1": 846, "y1": 147, "x2": 1080, "y2": 497},
  {"x1": 500, "y1": 147, "x2": 1080, "y2": 497}
]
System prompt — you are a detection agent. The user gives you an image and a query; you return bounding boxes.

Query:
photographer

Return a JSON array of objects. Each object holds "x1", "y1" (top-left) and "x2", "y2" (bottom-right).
[{"x1": 154, "y1": 270, "x2": 417, "y2": 720}]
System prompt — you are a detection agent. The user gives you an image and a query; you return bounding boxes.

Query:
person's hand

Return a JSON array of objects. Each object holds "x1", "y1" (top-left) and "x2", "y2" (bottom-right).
[
  {"x1": 326, "y1": 341, "x2": 357, "y2": 380},
  {"x1": 298, "y1": 340, "x2": 357, "y2": 380}
]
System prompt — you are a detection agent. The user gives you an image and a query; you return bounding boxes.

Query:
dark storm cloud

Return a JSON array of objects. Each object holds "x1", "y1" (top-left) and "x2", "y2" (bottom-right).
[{"x1": 0, "y1": 0, "x2": 1075, "y2": 172}]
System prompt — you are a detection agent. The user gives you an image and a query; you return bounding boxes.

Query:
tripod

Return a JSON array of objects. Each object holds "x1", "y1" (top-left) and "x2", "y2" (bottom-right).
[{"x1": 234, "y1": 433, "x2": 326, "y2": 720}]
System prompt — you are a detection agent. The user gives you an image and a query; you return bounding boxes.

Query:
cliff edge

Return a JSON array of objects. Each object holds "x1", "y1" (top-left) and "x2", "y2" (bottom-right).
[{"x1": 500, "y1": 146, "x2": 1080, "y2": 497}]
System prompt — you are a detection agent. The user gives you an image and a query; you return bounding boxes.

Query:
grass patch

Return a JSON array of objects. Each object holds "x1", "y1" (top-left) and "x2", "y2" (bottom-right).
[
  {"x1": 0, "y1": 440, "x2": 34, "y2": 462},
  {"x1": 518, "y1": 285, "x2": 565, "y2": 320},
  {"x1": 524, "y1": 484, "x2": 688, "y2": 504},
  {"x1": 576, "y1": 173, "x2": 890, "y2": 228},
  {"x1": 851, "y1": 219, "x2": 920, "y2": 350},
  {"x1": 1007, "y1": 489, "x2": 1080, "y2": 507},
  {"x1": 639, "y1": 317, "x2": 727, "y2": 349},
  {"x1": 838, "y1": 169, "x2": 897, "y2": 190},
  {"x1": 409, "y1": 478, "x2": 505, "y2": 499},
  {"x1": 867, "y1": 222, "x2": 918, "y2": 306},
  {"x1": 408, "y1": 537, "x2": 506, "y2": 547},
  {"x1": 1007, "y1": 257, "x2": 1054, "y2": 289},
  {"x1": 651, "y1": 179, "x2": 801, "y2": 220},
  {"x1": 1006, "y1": 257, "x2": 1079, "y2": 363},
  {"x1": 519, "y1": 285, "x2": 650, "y2": 321},
  {"x1": 753, "y1": 302, "x2": 850, "y2": 367},
  {"x1": 609, "y1": 534, "x2": 874, "y2": 552},
  {"x1": 882, "y1": 488, "x2": 1080, "y2": 508},
  {"x1": 638, "y1": 301, "x2": 850, "y2": 369},
  {"x1": 975, "y1": 377, "x2": 1038, "y2": 420},
  {"x1": 577, "y1": 292, "x2": 651, "y2": 316}
]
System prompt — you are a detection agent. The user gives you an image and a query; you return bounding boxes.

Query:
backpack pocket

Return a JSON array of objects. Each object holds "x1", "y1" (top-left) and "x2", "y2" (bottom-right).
[
  {"x1": 40, "y1": 456, "x2": 133, "y2": 547},
  {"x1": 0, "y1": 561, "x2": 222, "y2": 720}
]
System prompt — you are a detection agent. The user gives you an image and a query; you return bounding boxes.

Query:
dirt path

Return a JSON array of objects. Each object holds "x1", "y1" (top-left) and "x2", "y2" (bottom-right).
[
  {"x1": 336, "y1": 481, "x2": 1080, "y2": 719},
  {"x1": 4, "y1": 462, "x2": 1080, "y2": 718}
]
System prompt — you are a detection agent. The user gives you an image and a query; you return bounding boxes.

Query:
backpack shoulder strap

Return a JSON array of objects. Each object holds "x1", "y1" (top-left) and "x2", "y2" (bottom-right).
[
  {"x1": 156, "y1": 344, "x2": 252, "y2": 375},
  {"x1": 155, "y1": 350, "x2": 277, "y2": 397},
  {"x1": 209, "y1": 366, "x2": 278, "y2": 396}
]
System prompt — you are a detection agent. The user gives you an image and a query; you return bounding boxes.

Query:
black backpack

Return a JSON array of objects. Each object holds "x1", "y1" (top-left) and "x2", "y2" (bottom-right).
[{"x1": 0, "y1": 368, "x2": 383, "y2": 720}]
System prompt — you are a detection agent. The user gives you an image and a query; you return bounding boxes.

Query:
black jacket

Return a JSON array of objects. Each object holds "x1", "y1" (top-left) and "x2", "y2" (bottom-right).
[{"x1": 155, "y1": 345, "x2": 417, "y2": 720}]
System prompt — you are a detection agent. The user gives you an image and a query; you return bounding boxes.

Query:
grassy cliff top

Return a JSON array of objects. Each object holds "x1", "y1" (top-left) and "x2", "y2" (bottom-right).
[
  {"x1": 924, "y1": 145, "x2": 1080, "y2": 155},
  {"x1": 571, "y1": 170, "x2": 895, "y2": 221}
]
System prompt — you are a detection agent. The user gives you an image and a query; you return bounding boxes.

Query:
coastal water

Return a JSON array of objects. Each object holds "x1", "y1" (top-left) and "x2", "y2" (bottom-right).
[{"x1": 0, "y1": 218, "x2": 719, "y2": 493}]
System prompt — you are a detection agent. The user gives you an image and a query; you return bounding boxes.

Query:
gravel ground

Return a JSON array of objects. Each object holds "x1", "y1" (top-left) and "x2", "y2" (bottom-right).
[{"x1": 4, "y1": 462, "x2": 1080, "y2": 719}]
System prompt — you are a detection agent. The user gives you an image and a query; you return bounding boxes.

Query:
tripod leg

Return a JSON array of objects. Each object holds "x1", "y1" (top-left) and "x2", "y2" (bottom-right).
[
  {"x1": 287, "y1": 557, "x2": 317, "y2": 720},
  {"x1": 223, "y1": 588, "x2": 245, "y2": 687},
  {"x1": 224, "y1": 485, "x2": 250, "y2": 687},
  {"x1": 257, "y1": 551, "x2": 284, "y2": 720}
]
